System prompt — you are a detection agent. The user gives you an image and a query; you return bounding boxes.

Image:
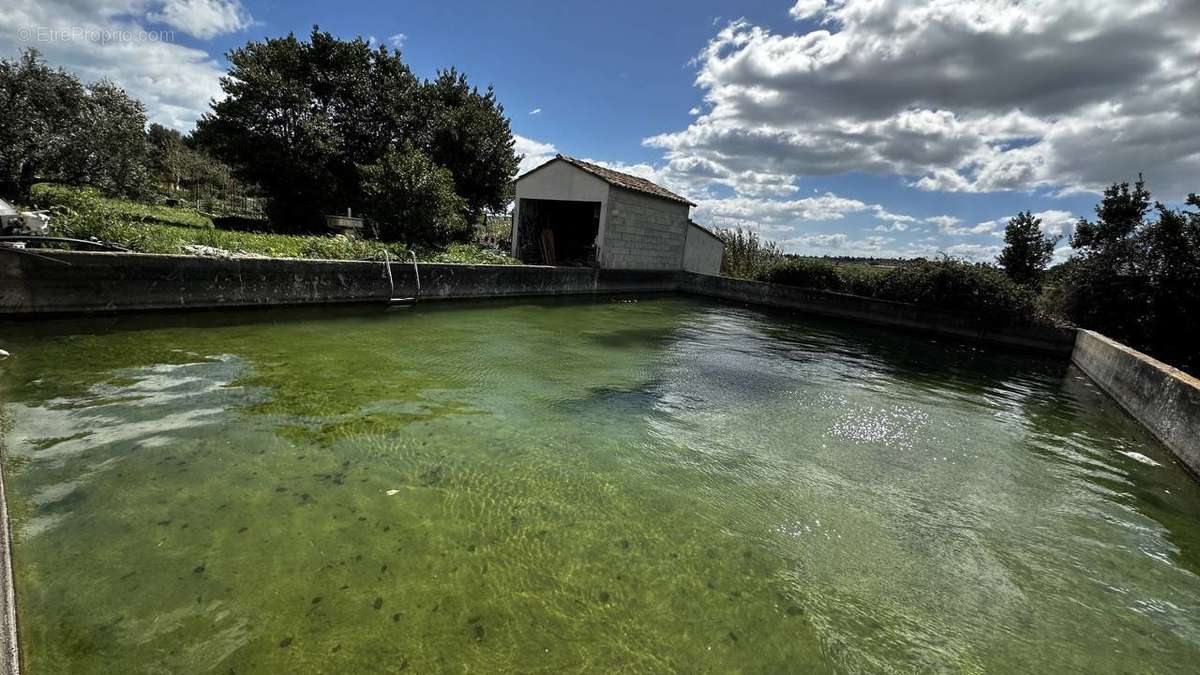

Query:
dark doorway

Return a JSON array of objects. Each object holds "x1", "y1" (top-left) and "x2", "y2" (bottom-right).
[{"x1": 517, "y1": 198, "x2": 601, "y2": 266}]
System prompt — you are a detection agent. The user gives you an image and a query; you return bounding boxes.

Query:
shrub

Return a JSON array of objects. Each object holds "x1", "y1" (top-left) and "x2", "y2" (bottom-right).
[
  {"x1": 748, "y1": 253, "x2": 1045, "y2": 327},
  {"x1": 360, "y1": 144, "x2": 468, "y2": 246},
  {"x1": 715, "y1": 226, "x2": 784, "y2": 279},
  {"x1": 872, "y1": 258, "x2": 1042, "y2": 326},
  {"x1": 758, "y1": 258, "x2": 844, "y2": 291}
]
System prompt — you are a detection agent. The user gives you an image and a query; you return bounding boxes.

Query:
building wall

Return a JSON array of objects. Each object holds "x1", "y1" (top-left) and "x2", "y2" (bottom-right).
[
  {"x1": 599, "y1": 186, "x2": 690, "y2": 270},
  {"x1": 511, "y1": 161, "x2": 610, "y2": 258},
  {"x1": 682, "y1": 224, "x2": 723, "y2": 275}
]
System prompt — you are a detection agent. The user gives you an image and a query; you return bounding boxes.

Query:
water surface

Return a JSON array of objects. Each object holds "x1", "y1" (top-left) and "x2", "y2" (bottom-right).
[{"x1": 1, "y1": 297, "x2": 1198, "y2": 673}]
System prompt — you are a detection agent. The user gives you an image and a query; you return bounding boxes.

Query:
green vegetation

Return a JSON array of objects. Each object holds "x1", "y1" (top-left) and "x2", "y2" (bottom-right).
[
  {"x1": 998, "y1": 211, "x2": 1059, "y2": 288},
  {"x1": 360, "y1": 144, "x2": 467, "y2": 245},
  {"x1": 31, "y1": 183, "x2": 214, "y2": 229},
  {"x1": 0, "y1": 51, "x2": 148, "y2": 199},
  {"x1": 1050, "y1": 177, "x2": 1200, "y2": 372},
  {"x1": 193, "y1": 28, "x2": 519, "y2": 235},
  {"x1": 4, "y1": 37, "x2": 520, "y2": 249},
  {"x1": 722, "y1": 176, "x2": 1199, "y2": 371},
  {"x1": 33, "y1": 183, "x2": 516, "y2": 263},
  {"x1": 758, "y1": 256, "x2": 1043, "y2": 327},
  {"x1": 714, "y1": 226, "x2": 784, "y2": 279}
]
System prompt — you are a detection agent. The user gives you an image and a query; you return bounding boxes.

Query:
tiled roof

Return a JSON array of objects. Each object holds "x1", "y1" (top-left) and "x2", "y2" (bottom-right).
[{"x1": 520, "y1": 154, "x2": 696, "y2": 206}]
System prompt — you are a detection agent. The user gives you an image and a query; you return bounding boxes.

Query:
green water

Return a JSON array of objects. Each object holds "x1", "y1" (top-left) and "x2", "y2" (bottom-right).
[{"x1": 1, "y1": 297, "x2": 1198, "y2": 673}]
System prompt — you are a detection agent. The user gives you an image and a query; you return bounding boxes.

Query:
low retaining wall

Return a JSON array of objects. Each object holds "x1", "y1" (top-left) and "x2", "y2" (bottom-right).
[
  {"x1": 0, "y1": 251, "x2": 678, "y2": 314},
  {"x1": 1071, "y1": 330, "x2": 1200, "y2": 477},
  {"x1": 0, "y1": 252, "x2": 1075, "y2": 355},
  {"x1": 681, "y1": 273, "x2": 1076, "y2": 355}
]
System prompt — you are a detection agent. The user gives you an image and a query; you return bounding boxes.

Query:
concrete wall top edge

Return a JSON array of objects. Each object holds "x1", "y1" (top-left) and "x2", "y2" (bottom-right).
[{"x1": 1076, "y1": 329, "x2": 1200, "y2": 387}]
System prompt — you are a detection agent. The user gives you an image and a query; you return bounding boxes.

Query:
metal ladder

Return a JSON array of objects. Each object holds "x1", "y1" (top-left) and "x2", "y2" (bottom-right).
[{"x1": 383, "y1": 250, "x2": 420, "y2": 304}]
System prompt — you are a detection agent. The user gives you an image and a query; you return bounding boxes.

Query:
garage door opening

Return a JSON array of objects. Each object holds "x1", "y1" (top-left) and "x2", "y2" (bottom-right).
[{"x1": 516, "y1": 198, "x2": 601, "y2": 266}]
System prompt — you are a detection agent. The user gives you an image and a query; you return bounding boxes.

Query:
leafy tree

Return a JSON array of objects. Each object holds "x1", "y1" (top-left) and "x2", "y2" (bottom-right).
[
  {"x1": 194, "y1": 27, "x2": 517, "y2": 239},
  {"x1": 147, "y1": 123, "x2": 189, "y2": 192},
  {"x1": 61, "y1": 80, "x2": 149, "y2": 197},
  {"x1": 997, "y1": 211, "x2": 1058, "y2": 287},
  {"x1": 194, "y1": 28, "x2": 423, "y2": 231},
  {"x1": 420, "y1": 69, "x2": 520, "y2": 224},
  {"x1": 0, "y1": 50, "x2": 147, "y2": 199},
  {"x1": 360, "y1": 144, "x2": 467, "y2": 245},
  {"x1": 1054, "y1": 177, "x2": 1200, "y2": 372},
  {"x1": 0, "y1": 50, "x2": 84, "y2": 199}
]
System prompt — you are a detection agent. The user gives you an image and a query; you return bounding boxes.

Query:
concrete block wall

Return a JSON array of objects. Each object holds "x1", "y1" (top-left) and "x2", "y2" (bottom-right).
[
  {"x1": 682, "y1": 224, "x2": 724, "y2": 275},
  {"x1": 600, "y1": 187, "x2": 690, "y2": 270}
]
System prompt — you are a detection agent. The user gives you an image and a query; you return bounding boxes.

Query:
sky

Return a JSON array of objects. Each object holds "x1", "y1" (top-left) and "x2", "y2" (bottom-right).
[{"x1": 3, "y1": 0, "x2": 1198, "y2": 261}]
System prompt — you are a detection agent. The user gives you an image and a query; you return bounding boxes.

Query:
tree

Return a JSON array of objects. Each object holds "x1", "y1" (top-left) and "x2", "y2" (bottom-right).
[
  {"x1": 420, "y1": 69, "x2": 520, "y2": 224},
  {"x1": 1054, "y1": 176, "x2": 1200, "y2": 373},
  {"x1": 0, "y1": 50, "x2": 84, "y2": 199},
  {"x1": 360, "y1": 144, "x2": 467, "y2": 246},
  {"x1": 194, "y1": 28, "x2": 422, "y2": 231},
  {"x1": 997, "y1": 211, "x2": 1058, "y2": 287},
  {"x1": 194, "y1": 28, "x2": 519, "y2": 239},
  {"x1": 0, "y1": 50, "x2": 147, "y2": 199},
  {"x1": 61, "y1": 80, "x2": 149, "y2": 197}
]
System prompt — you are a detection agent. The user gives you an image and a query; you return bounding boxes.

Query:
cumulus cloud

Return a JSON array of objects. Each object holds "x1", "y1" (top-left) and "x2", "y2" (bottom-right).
[
  {"x1": 788, "y1": 0, "x2": 828, "y2": 21},
  {"x1": 645, "y1": 1, "x2": 1200, "y2": 198},
  {"x1": 150, "y1": 0, "x2": 252, "y2": 39},
  {"x1": 1, "y1": 0, "x2": 251, "y2": 129},
  {"x1": 513, "y1": 134, "x2": 558, "y2": 174},
  {"x1": 388, "y1": 33, "x2": 407, "y2": 48}
]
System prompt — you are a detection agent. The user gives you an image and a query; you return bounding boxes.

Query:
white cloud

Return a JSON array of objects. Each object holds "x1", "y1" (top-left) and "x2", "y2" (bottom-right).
[
  {"x1": 513, "y1": 134, "x2": 557, "y2": 175},
  {"x1": 528, "y1": 108, "x2": 542, "y2": 115},
  {"x1": 2, "y1": 0, "x2": 241, "y2": 130},
  {"x1": 1032, "y1": 209, "x2": 1077, "y2": 237},
  {"x1": 788, "y1": 0, "x2": 828, "y2": 21},
  {"x1": 688, "y1": 107, "x2": 701, "y2": 115},
  {"x1": 940, "y1": 219, "x2": 1003, "y2": 236},
  {"x1": 644, "y1": 1, "x2": 1200, "y2": 198},
  {"x1": 694, "y1": 193, "x2": 869, "y2": 233},
  {"x1": 388, "y1": 33, "x2": 406, "y2": 48},
  {"x1": 150, "y1": 0, "x2": 252, "y2": 39}
]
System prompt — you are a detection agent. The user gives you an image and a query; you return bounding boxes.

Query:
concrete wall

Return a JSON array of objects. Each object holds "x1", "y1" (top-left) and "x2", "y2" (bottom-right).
[
  {"x1": 0, "y1": 251, "x2": 681, "y2": 315},
  {"x1": 512, "y1": 161, "x2": 610, "y2": 259},
  {"x1": 682, "y1": 224, "x2": 723, "y2": 276},
  {"x1": 600, "y1": 186, "x2": 690, "y2": 270},
  {"x1": 1071, "y1": 330, "x2": 1200, "y2": 477}
]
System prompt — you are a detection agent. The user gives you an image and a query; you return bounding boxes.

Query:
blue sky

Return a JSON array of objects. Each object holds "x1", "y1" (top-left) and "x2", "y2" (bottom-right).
[{"x1": 5, "y1": 1, "x2": 1198, "y2": 260}]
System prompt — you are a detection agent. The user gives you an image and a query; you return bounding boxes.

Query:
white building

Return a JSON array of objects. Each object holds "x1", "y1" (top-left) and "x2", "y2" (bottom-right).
[{"x1": 511, "y1": 155, "x2": 723, "y2": 275}]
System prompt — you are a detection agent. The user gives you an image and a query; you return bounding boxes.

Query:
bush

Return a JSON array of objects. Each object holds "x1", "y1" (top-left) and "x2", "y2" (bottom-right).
[
  {"x1": 872, "y1": 258, "x2": 1042, "y2": 325},
  {"x1": 759, "y1": 258, "x2": 844, "y2": 290},
  {"x1": 715, "y1": 226, "x2": 784, "y2": 279},
  {"x1": 750, "y1": 254, "x2": 1045, "y2": 327},
  {"x1": 360, "y1": 144, "x2": 468, "y2": 246}
]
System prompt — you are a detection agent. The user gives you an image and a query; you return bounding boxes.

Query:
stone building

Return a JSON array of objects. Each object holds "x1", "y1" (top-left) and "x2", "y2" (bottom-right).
[{"x1": 511, "y1": 155, "x2": 723, "y2": 274}]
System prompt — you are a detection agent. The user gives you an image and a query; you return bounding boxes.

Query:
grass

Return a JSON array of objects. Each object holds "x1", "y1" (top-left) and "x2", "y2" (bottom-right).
[
  {"x1": 31, "y1": 183, "x2": 215, "y2": 229},
  {"x1": 27, "y1": 183, "x2": 518, "y2": 264}
]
